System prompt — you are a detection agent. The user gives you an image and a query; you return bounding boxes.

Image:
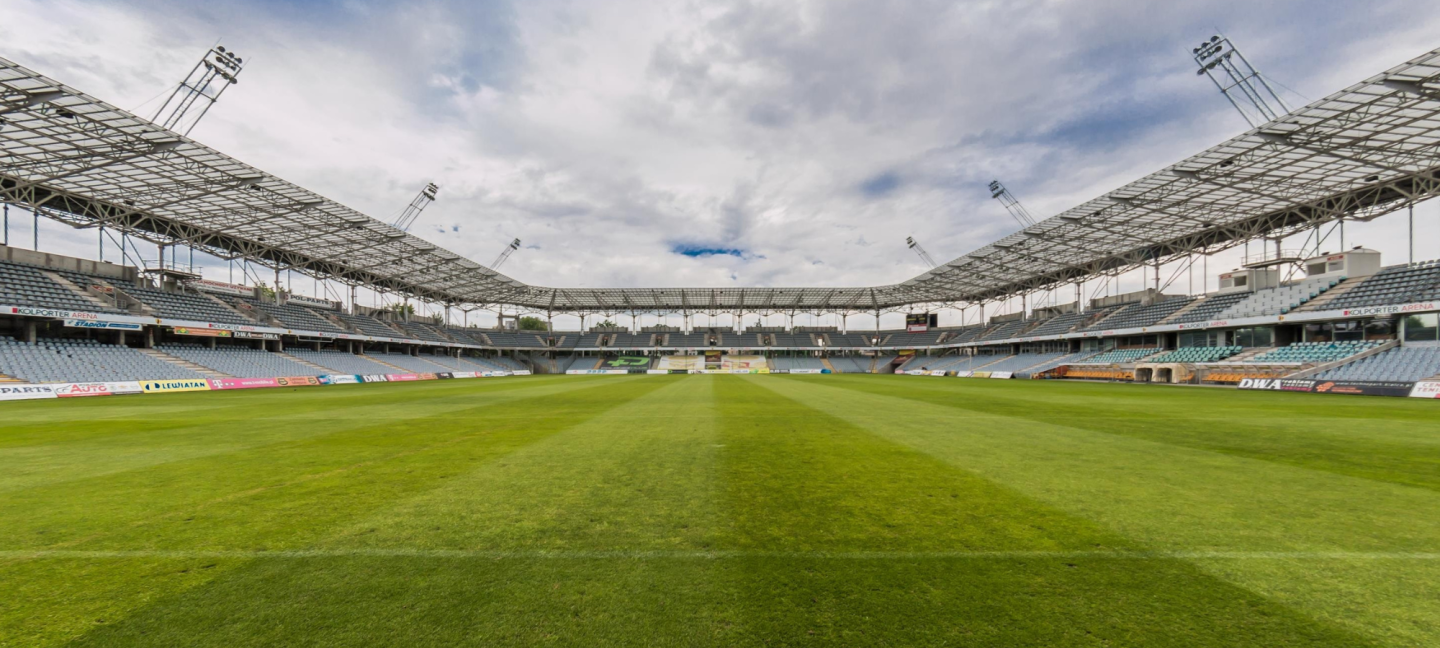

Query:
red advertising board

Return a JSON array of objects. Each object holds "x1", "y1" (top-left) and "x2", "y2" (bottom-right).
[
  {"x1": 386, "y1": 373, "x2": 420, "y2": 382},
  {"x1": 276, "y1": 376, "x2": 321, "y2": 387}
]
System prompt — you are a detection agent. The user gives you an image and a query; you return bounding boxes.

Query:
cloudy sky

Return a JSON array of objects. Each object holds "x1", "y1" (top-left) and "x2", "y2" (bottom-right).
[{"x1": 3, "y1": 0, "x2": 1439, "y2": 328}]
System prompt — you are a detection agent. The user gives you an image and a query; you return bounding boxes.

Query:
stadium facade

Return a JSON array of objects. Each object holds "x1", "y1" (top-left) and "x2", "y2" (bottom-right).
[{"x1": 2, "y1": 49, "x2": 1440, "y2": 398}]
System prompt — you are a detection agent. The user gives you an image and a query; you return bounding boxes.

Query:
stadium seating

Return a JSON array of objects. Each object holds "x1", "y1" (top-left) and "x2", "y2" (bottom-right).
[
  {"x1": 392, "y1": 321, "x2": 452, "y2": 343},
  {"x1": 1078, "y1": 347, "x2": 1162, "y2": 364},
  {"x1": 1314, "y1": 345, "x2": 1440, "y2": 382},
  {"x1": 284, "y1": 349, "x2": 400, "y2": 375},
  {"x1": 1217, "y1": 278, "x2": 1338, "y2": 318},
  {"x1": 666, "y1": 332, "x2": 708, "y2": 347},
  {"x1": 826, "y1": 356, "x2": 871, "y2": 373},
  {"x1": 1245, "y1": 340, "x2": 1384, "y2": 364},
  {"x1": 486, "y1": 331, "x2": 546, "y2": 347},
  {"x1": 980, "y1": 319, "x2": 1032, "y2": 340},
  {"x1": 827, "y1": 333, "x2": 874, "y2": 347},
  {"x1": 1168, "y1": 292, "x2": 1249, "y2": 324},
  {"x1": 979, "y1": 352, "x2": 1071, "y2": 373},
  {"x1": 374, "y1": 353, "x2": 451, "y2": 373},
  {"x1": 1325, "y1": 261, "x2": 1440, "y2": 310},
  {"x1": 117, "y1": 283, "x2": 255, "y2": 326},
  {"x1": 232, "y1": 297, "x2": 348, "y2": 333},
  {"x1": 159, "y1": 344, "x2": 321, "y2": 378},
  {"x1": 880, "y1": 329, "x2": 947, "y2": 346},
  {"x1": 336, "y1": 312, "x2": 404, "y2": 337},
  {"x1": 771, "y1": 333, "x2": 819, "y2": 347},
  {"x1": 1015, "y1": 351, "x2": 1094, "y2": 378},
  {"x1": 1026, "y1": 312, "x2": 1088, "y2": 337},
  {"x1": 0, "y1": 337, "x2": 200, "y2": 382},
  {"x1": 1144, "y1": 346, "x2": 1243, "y2": 363},
  {"x1": 444, "y1": 328, "x2": 491, "y2": 345},
  {"x1": 1086, "y1": 297, "x2": 1194, "y2": 331},
  {"x1": 573, "y1": 333, "x2": 606, "y2": 347},
  {"x1": 772, "y1": 357, "x2": 826, "y2": 371},
  {"x1": 0, "y1": 261, "x2": 125, "y2": 313}
]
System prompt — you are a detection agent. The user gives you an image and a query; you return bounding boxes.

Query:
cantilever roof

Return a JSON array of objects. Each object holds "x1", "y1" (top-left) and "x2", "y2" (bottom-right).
[{"x1": 3, "y1": 48, "x2": 1440, "y2": 313}]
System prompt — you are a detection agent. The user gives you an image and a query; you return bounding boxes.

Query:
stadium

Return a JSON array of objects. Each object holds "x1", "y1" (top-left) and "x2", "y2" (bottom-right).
[{"x1": 2, "y1": 3, "x2": 1440, "y2": 646}]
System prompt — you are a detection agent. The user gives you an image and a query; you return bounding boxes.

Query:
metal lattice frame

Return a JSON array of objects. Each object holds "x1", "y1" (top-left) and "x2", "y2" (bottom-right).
[{"x1": 4, "y1": 49, "x2": 1440, "y2": 317}]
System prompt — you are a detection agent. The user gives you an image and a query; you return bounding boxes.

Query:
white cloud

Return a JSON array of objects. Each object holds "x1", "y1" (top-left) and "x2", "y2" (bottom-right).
[{"x1": 3, "y1": 0, "x2": 1440, "y2": 329}]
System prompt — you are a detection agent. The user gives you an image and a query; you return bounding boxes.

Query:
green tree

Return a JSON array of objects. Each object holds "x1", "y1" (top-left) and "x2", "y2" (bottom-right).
[
  {"x1": 255, "y1": 281, "x2": 277, "y2": 301},
  {"x1": 389, "y1": 302, "x2": 415, "y2": 318},
  {"x1": 596, "y1": 319, "x2": 618, "y2": 328},
  {"x1": 517, "y1": 316, "x2": 548, "y2": 331}
]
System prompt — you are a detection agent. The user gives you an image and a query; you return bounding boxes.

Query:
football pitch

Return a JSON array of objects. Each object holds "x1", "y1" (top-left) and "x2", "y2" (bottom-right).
[{"x1": 2, "y1": 374, "x2": 1438, "y2": 647}]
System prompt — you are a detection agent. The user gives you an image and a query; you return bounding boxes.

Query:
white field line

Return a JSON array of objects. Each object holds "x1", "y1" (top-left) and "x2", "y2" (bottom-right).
[{"x1": 2, "y1": 549, "x2": 1438, "y2": 560}]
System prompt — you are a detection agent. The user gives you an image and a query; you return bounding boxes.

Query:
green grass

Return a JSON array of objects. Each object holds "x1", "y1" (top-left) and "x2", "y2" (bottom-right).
[{"x1": 1, "y1": 374, "x2": 1438, "y2": 646}]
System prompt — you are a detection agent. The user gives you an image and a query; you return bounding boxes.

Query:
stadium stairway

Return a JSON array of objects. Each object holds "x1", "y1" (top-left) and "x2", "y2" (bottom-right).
[
  {"x1": 820, "y1": 357, "x2": 836, "y2": 372},
  {"x1": 44, "y1": 271, "x2": 124, "y2": 313},
  {"x1": 1157, "y1": 297, "x2": 1210, "y2": 325},
  {"x1": 1295, "y1": 277, "x2": 1364, "y2": 312},
  {"x1": 363, "y1": 355, "x2": 415, "y2": 373},
  {"x1": 137, "y1": 348, "x2": 228, "y2": 378},
  {"x1": 280, "y1": 353, "x2": 335, "y2": 374}
]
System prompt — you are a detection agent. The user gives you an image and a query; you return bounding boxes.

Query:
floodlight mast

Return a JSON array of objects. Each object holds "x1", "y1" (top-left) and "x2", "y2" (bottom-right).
[
  {"x1": 988, "y1": 180, "x2": 1036, "y2": 228},
  {"x1": 906, "y1": 236, "x2": 938, "y2": 268},
  {"x1": 392, "y1": 183, "x2": 439, "y2": 232},
  {"x1": 153, "y1": 46, "x2": 245, "y2": 136},
  {"x1": 1192, "y1": 34, "x2": 1290, "y2": 128},
  {"x1": 491, "y1": 238, "x2": 521, "y2": 270}
]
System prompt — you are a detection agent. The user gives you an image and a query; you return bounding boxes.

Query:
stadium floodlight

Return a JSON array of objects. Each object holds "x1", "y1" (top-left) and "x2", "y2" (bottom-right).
[
  {"x1": 988, "y1": 180, "x2": 1037, "y2": 228},
  {"x1": 153, "y1": 45, "x2": 245, "y2": 136},
  {"x1": 1191, "y1": 34, "x2": 1290, "y2": 128},
  {"x1": 906, "y1": 237, "x2": 938, "y2": 268},
  {"x1": 491, "y1": 238, "x2": 522, "y2": 270},
  {"x1": 392, "y1": 182, "x2": 439, "y2": 232}
]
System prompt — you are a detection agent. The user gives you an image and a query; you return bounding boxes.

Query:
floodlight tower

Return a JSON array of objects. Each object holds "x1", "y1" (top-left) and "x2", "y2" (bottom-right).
[
  {"x1": 988, "y1": 180, "x2": 1036, "y2": 228},
  {"x1": 491, "y1": 238, "x2": 522, "y2": 270},
  {"x1": 1192, "y1": 34, "x2": 1290, "y2": 128},
  {"x1": 153, "y1": 45, "x2": 245, "y2": 136},
  {"x1": 906, "y1": 236, "x2": 937, "y2": 268},
  {"x1": 392, "y1": 183, "x2": 439, "y2": 232}
]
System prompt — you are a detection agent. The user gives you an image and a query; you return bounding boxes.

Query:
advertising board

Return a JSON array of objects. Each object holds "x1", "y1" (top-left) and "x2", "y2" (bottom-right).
[
  {"x1": 990, "y1": 371, "x2": 1014, "y2": 379},
  {"x1": 360, "y1": 374, "x2": 389, "y2": 383},
  {"x1": 386, "y1": 374, "x2": 420, "y2": 382},
  {"x1": 140, "y1": 379, "x2": 212, "y2": 394},
  {"x1": 276, "y1": 376, "x2": 322, "y2": 387},
  {"x1": 209, "y1": 377, "x2": 280, "y2": 390},
  {"x1": 0, "y1": 384, "x2": 58, "y2": 400},
  {"x1": 1410, "y1": 381, "x2": 1440, "y2": 398},
  {"x1": 54, "y1": 381, "x2": 142, "y2": 397},
  {"x1": 172, "y1": 327, "x2": 231, "y2": 338},
  {"x1": 320, "y1": 375, "x2": 360, "y2": 385},
  {"x1": 511, "y1": 370, "x2": 532, "y2": 376},
  {"x1": 64, "y1": 319, "x2": 142, "y2": 331}
]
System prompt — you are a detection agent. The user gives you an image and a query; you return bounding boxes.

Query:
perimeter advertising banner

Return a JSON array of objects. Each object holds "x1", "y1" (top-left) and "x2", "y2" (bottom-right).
[
  {"x1": 360, "y1": 374, "x2": 389, "y2": 383},
  {"x1": 1410, "y1": 381, "x2": 1440, "y2": 398},
  {"x1": 172, "y1": 327, "x2": 231, "y2": 338},
  {"x1": 0, "y1": 384, "x2": 58, "y2": 400},
  {"x1": 990, "y1": 371, "x2": 1014, "y2": 379},
  {"x1": 451, "y1": 372, "x2": 477, "y2": 379},
  {"x1": 953, "y1": 371, "x2": 973, "y2": 378},
  {"x1": 140, "y1": 379, "x2": 212, "y2": 394},
  {"x1": 320, "y1": 375, "x2": 361, "y2": 385},
  {"x1": 512, "y1": 370, "x2": 532, "y2": 376},
  {"x1": 209, "y1": 377, "x2": 279, "y2": 390},
  {"x1": 55, "y1": 381, "x2": 143, "y2": 397},
  {"x1": 386, "y1": 374, "x2": 420, "y2": 382},
  {"x1": 64, "y1": 319, "x2": 142, "y2": 331},
  {"x1": 276, "y1": 376, "x2": 322, "y2": 387},
  {"x1": 1239, "y1": 378, "x2": 1416, "y2": 397}
]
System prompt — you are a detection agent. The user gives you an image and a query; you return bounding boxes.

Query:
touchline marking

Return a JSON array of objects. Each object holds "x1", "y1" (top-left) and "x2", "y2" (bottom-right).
[{"x1": 3, "y1": 549, "x2": 1438, "y2": 560}]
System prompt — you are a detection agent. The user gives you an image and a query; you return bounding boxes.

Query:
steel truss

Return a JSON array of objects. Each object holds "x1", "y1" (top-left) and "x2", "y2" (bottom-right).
[{"x1": 4, "y1": 49, "x2": 1440, "y2": 318}]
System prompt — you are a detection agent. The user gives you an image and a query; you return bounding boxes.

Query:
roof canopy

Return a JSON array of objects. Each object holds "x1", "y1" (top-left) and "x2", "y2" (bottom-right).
[{"x1": 4, "y1": 49, "x2": 1440, "y2": 313}]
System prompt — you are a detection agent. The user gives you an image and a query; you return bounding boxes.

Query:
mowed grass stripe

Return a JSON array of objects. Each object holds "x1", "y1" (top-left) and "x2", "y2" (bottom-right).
[
  {"x1": 765, "y1": 375, "x2": 1440, "y2": 648},
  {"x1": 830, "y1": 374, "x2": 1440, "y2": 492},
  {"x1": 0, "y1": 376, "x2": 667, "y2": 648},
  {"x1": 714, "y1": 376, "x2": 1373, "y2": 647},
  {"x1": 0, "y1": 375, "x2": 593, "y2": 494},
  {"x1": 53, "y1": 376, "x2": 738, "y2": 648}
]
